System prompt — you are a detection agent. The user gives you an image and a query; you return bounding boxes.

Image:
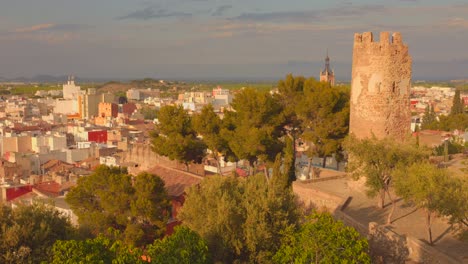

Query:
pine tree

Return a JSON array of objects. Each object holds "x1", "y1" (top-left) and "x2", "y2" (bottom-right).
[
  {"x1": 422, "y1": 105, "x2": 437, "y2": 129},
  {"x1": 451, "y1": 89, "x2": 464, "y2": 115}
]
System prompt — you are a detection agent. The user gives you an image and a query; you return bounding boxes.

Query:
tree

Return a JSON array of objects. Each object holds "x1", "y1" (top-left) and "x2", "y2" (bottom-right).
[
  {"x1": 0, "y1": 203, "x2": 76, "y2": 263},
  {"x1": 151, "y1": 105, "x2": 206, "y2": 171},
  {"x1": 178, "y1": 172, "x2": 299, "y2": 263},
  {"x1": 394, "y1": 162, "x2": 452, "y2": 244},
  {"x1": 282, "y1": 135, "x2": 296, "y2": 185},
  {"x1": 221, "y1": 88, "x2": 285, "y2": 174},
  {"x1": 65, "y1": 166, "x2": 170, "y2": 246},
  {"x1": 450, "y1": 89, "x2": 464, "y2": 115},
  {"x1": 277, "y1": 74, "x2": 306, "y2": 137},
  {"x1": 147, "y1": 226, "x2": 210, "y2": 264},
  {"x1": 140, "y1": 106, "x2": 158, "y2": 120},
  {"x1": 421, "y1": 105, "x2": 437, "y2": 129},
  {"x1": 344, "y1": 135, "x2": 429, "y2": 224},
  {"x1": 297, "y1": 78, "x2": 349, "y2": 171},
  {"x1": 51, "y1": 233, "x2": 145, "y2": 264},
  {"x1": 437, "y1": 177, "x2": 468, "y2": 231},
  {"x1": 273, "y1": 212, "x2": 371, "y2": 264},
  {"x1": 192, "y1": 104, "x2": 232, "y2": 174},
  {"x1": 130, "y1": 172, "x2": 171, "y2": 245}
]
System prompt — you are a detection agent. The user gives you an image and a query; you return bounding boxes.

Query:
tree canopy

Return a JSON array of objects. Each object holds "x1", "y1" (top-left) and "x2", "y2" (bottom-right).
[
  {"x1": 0, "y1": 203, "x2": 76, "y2": 263},
  {"x1": 51, "y1": 231, "x2": 145, "y2": 264},
  {"x1": 147, "y1": 226, "x2": 210, "y2": 264},
  {"x1": 221, "y1": 88, "x2": 285, "y2": 171},
  {"x1": 65, "y1": 166, "x2": 170, "y2": 246},
  {"x1": 274, "y1": 213, "x2": 371, "y2": 264},
  {"x1": 344, "y1": 135, "x2": 429, "y2": 223},
  {"x1": 394, "y1": 161, "x2": 452, "y2": 244},
  {"x1": 296, "y1": 78, "x2": 349, "y2": 168},
  {"x1": 192, "y1": 104, "x2": 233, "y2": 173},
  {"x1": 151, "y1": 105, "x2": 206, "y2": 170},
  {"x1": 450, "y1": 89, "x2": 464, "y2": 115},
  {"x1": 178, "y1": 172, "x2": 299, "y2": 263}
]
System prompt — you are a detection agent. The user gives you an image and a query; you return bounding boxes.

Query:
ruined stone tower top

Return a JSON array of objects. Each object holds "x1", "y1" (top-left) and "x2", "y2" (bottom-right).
[{"x1": 349, "y1": 32, "x2": 412, "y2": 141}]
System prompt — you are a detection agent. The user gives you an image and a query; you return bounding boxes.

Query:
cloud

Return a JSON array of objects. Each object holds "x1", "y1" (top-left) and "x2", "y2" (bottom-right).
[
  {"x1": 444, "y1": 17, "x2": 468, "y2": 29},
  {"x1": 230, "y1": 4, "x2": 386, "y2": 22},
  {"x1": 212, "y1": 5, "x2": 232, "y2": 16},
  {"x1": 232, "y1": 11, "x2": 315, "y2": 22},
  {"x1": 15, "y1": 24, "x2": 55, "y2": 33},
  {"x1": 13, "y1": 23, "x2": 93, "y2": 33},
  {"x1": 207, "y1": 22, "x2": 353, "y2": 39},
  {"x1": 2, "y1": 23, "x2": 93, "y2": 45},
  {"x1": 116, "y1": 7, "x2": 192, "y2": 20}
]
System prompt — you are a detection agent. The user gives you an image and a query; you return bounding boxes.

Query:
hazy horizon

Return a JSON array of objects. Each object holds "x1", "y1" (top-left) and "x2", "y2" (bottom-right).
[{"x1": 0, "y1": 0, "x2": 467, "y2": 81}]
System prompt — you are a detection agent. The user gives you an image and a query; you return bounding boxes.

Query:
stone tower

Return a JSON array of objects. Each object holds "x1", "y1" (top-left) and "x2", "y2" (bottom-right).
[
  {"x1": 320, "y1": 51, "x2": 335, "y2": 86},
  {"x1": 349, "y1": 32, "x2": 412, "y2": 140}
]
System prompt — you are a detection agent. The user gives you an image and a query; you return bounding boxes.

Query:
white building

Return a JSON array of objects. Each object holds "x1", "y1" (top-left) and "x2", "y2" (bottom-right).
[{"x1": 63, "y1": 76, "x2": 82, "y2": 100}]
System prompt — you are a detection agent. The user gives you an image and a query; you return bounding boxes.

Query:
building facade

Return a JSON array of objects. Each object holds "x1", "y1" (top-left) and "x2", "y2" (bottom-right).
[{"x1": 349, "y1": 32, "x2": 412, "y2": 140}]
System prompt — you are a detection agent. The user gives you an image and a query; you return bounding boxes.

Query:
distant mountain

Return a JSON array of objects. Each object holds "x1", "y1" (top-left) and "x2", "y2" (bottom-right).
[{"x1": 1, "y1": 75, "x2": 117, "y2": 83}]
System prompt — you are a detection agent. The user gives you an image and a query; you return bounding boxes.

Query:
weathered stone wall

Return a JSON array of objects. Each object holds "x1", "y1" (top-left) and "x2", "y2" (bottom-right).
[
  {"x1": 350, "y1": 32, "x2": 412, "y2": 140},
  {"x1": 292, "y1": 182, "x2": 344, "y2": 211},
  {"x1": 293, "y1": 184, "x2": 460, "y2": 263},
  {"x1": 122, "y1": 143, "x2": 205, "y2": 176}
]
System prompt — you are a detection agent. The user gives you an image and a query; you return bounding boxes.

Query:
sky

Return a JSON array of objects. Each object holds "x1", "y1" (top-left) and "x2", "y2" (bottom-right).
[{"x1": 0, "y1": 0, "x2": 467, "y2": 81}]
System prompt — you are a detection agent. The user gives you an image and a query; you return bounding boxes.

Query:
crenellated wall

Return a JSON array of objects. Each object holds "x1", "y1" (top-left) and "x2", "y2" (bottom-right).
[{"x1": 350, "y1": 32, "x2": 412, "y2": 140}]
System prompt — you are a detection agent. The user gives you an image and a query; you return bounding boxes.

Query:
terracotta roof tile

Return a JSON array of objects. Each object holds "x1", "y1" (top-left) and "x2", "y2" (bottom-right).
[{"x1": 147, "y1": 166, "x2": 202, "y2": 197}]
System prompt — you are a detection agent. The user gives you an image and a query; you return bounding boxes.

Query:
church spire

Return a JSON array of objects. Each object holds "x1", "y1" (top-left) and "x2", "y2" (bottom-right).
[
  {"x1": 322, "y1": 50, "x2": 332, "y2": 75},
  {"x1": 319, "y1": 49, "x2": 335, "y2": 86}
]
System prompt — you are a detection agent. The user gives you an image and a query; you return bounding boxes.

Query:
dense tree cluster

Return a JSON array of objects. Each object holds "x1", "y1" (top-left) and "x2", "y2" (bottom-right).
[
  {"x1": 65, "y1": 165, "x2": 170, "y2": 246},
  {"x1": 274, "y1": 213, "x2": 371, "y2": 263},
  {"x1": 179, "y1": 170, "x2": 370, "y2": 263},
  {"x1": 2, "y1": 74, "x2": 369, "y2": 263},
  {"x1": 152, "y1": 74, "x2": 349, "y2": 178},
  {"x1": 421, "y1": 89, "x2": 468, "y2": 131},
  {"x1": 151, "y1": 105, "x2": 207, "y2": 171},
  {"x1": 0, "y1": 203, "x2": 75, "y2": 263}
]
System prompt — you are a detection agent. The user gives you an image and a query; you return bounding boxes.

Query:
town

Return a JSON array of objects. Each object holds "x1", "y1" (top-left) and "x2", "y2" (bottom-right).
[
  {"x1": 0, "y1": 36, "x2": 467, "y2": 262},
  {"x1": 1, "y1": 1, "x2": 468, "y2": 263}
]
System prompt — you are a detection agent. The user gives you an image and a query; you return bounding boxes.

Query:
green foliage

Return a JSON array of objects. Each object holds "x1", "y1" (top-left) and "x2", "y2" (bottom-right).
[
  {"x1": 140, "y1": 106, "x2": 158, "y2": 120},
  {"x1": 276, "y1": 75, "x2": 349, "y2": 168},
  {"x1": 151, "y1": 105, "x2": 206, "y2": 168},
  {"x1": 345, "y1": 135, "x2": 429, "y2": 210},
  {"x1": 51, "y1": 233, "x2": 145, "y2": 264},
  {"x1": 178, "y1": 173, "x2": 299, "y2": 263},
  {"x1": 394, "y1": 162, "x2": 452, "y2": 244},
  {"x1": 147, "y1": 226, "x2": 210, "y2": 264},
  {"x1": 273, "y1": 212, "x2": 371, "y2": 264},
  {"x1": 434, "y1": 138, "x2": 465, "y2": 155},
  {"x1": 192, "y1": 104, "x2": 233, "y2": 172},
  {"x1": 451, "y1": 89, "x2": 464, "y2": 115},
  {"x1": 283, "y1": 136, "x2": 296, "y2": 184},
  {"x1": 8, "y1": 84, "x2": 60, "y2": 95},
  {"x1": 437, "y1": 177, "x2": 468, "y2": 229},
  {"x1": 421, "y1": 102, "x2": 468, "y2": 131},
  {"x1": 222, "y1": 88, "x2": 285, "y2": 169},
  {"x1": 0, "y1": 203, "x2": 76, "y2": 263},
  {"x1": 297, "y1": 78, "x2": 349, "y2": 165},
  {"x1": 65, "y1": 166, "x2": 170, "y2": 246},
  {"x1": 421, "y1": 105, "x2": 437, "y2": 129},
  {"x1": 437, "y1": 114, "x2": 468, "y2": 131}
]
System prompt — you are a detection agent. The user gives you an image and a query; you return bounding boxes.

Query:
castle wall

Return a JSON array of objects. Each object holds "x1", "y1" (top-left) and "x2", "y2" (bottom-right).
[
  {"x1": 350, "y1": 32, "x2": 412, "y2": 140},
  {"x1": 122, "y1": 143, "x2": 205, "y2": 176}
]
